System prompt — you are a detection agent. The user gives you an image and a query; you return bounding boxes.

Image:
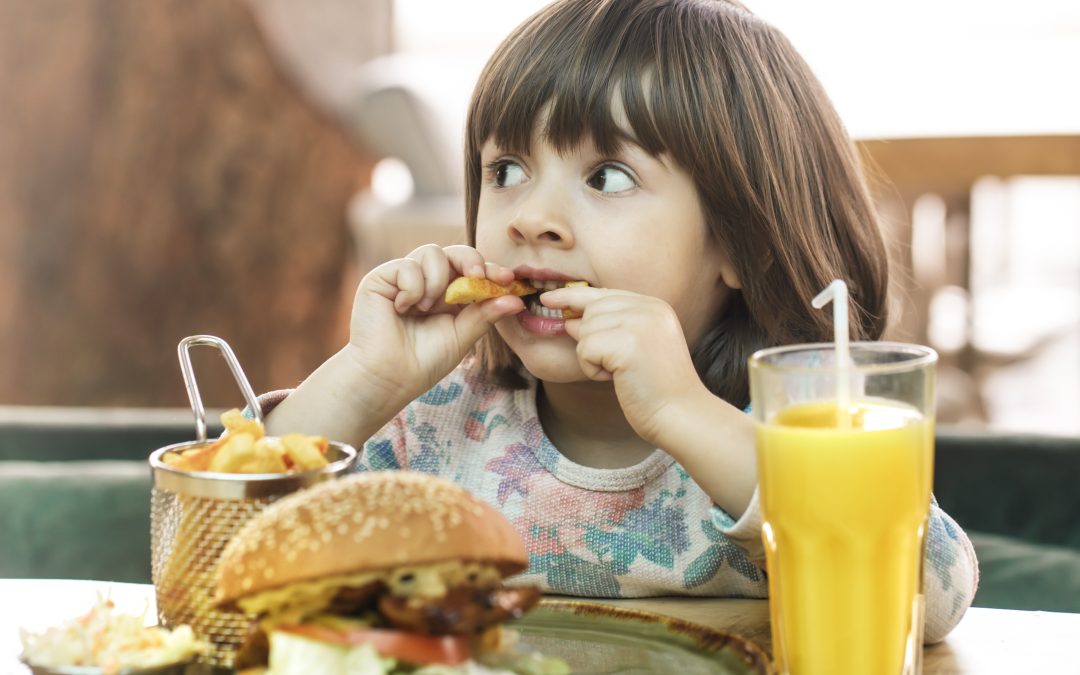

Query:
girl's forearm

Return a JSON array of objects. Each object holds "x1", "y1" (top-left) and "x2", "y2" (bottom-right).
[
  {"x1": 654, "y1": 387, "x2": 759, "y2": 520},
  {"x1": 264, "y1": 346, "x2": 409, "y2": 448}
]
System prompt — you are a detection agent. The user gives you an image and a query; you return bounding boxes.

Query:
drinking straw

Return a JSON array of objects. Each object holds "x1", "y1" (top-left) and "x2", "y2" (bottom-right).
[{"x1": 812, "y1": 279, "x2": 852, "y2": 427}]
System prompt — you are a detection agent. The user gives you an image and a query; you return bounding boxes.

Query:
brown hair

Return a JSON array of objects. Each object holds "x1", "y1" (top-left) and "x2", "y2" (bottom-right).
[{"x1": 464, "y1": 0, "x2": 889, "y2": 409}]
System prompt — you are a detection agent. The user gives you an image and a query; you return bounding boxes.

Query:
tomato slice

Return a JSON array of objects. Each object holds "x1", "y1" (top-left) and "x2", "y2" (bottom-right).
[{"x1": 277, "y1": 624, "x2": 471, "y2": 666}]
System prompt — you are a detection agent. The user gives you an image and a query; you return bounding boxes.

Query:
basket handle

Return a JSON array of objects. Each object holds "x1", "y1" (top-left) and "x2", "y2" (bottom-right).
[{"x1": 177, "y1": 335, "x2": 262, "y2": 442}]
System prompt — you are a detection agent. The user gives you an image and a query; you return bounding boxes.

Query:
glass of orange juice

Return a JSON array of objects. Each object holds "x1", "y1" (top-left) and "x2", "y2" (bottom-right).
[{"x1": 749, "y1": 342, "x2": 936, "y2": 675}]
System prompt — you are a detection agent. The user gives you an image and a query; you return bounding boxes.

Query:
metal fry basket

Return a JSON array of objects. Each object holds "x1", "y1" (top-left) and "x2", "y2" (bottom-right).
[{"x1": 149, "y1": 335, "x2": 357, "y2": 668}]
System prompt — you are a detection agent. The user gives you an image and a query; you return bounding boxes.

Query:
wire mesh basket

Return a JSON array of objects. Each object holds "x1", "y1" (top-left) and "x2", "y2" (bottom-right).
[{"x1": 149, "y1": 335, "x2": 357, "y2": 668}]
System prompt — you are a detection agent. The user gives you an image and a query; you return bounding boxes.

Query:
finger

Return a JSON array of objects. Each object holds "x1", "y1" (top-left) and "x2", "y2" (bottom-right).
[
  {"x1": 453, "y1": 295, "x2": 525, "y2": 346},
  {"x1": 573, "y1": 309, "x2": 625, "y2": 339},
  {"x1": 443, "y1": 245, "x2": 488, "y2": 278},
  {"x1": 483, "y1": 260, "x2": 516, "y2": 284},
  {"x1": 562, "y1": 317, "x2": 583, "y2": 341},
  {"x1": 405, "y1": 243, "x2": 446, "y2": 261},
  {"x1": 575, "y1": 333, "x2": 615, "y2": 381},
  {"x1": 362, "y1": 258, "x2": 419, "y2": 303},
  {"x1": 408, "y1": 246, "x2": 451, "y2": 312},
  {"x1": 392, "y1": 259, "x2": 426, "y2": 314},
  {"x1": 541, "y1": 285, "x2": 624, "y2": 315},
  {"x1": 576, "y1": 329, "x2": 631, "y2": 382}
]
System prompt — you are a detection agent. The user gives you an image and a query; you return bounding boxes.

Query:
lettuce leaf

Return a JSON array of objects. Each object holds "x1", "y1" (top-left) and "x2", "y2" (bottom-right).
[{"x1": 268, "y1": 631, "x2": 396, "y2": 675}]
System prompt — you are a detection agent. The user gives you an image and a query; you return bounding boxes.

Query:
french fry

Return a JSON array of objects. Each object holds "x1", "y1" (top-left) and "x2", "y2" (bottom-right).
[
  {"x1": 162, "y1": 443, "x2": 218, "y2": 472},
  {"x1": 221, "y1": 408, "x2": 265, "y2": 440},
  {"x1": 281, "y1": 434, "x2": 330, "y2": 471},
  {"x1": 248, "y1": 439, "x2": 290, "y2": 474},
  {"x1": 444, "y1": 277, "x2": 537, "y2": 304},
  {"x1": 560, "y1": 280, "x2": 589, "y2": 319},
  {"x1": 162, "y1": 410, "x2": 327, "y2": 475},
  {"x1": 208, "y1": 433, "x2": 289, "y2": 474}
]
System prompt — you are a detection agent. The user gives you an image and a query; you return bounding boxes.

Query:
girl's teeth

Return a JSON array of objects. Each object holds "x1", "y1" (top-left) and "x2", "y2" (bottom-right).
[{"x1": 526, "y1": 296, "x2": 563, "y2": 319}]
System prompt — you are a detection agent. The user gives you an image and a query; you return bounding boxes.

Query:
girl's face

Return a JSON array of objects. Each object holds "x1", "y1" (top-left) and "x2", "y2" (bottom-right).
[{"x1": 475, "y1": 121, "x2": 740, "y2": 384}]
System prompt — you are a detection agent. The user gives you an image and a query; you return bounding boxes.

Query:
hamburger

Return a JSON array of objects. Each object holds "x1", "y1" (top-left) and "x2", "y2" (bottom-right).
[{"x1": 214, "y1": 471, "x2": 567, "y2": 674}]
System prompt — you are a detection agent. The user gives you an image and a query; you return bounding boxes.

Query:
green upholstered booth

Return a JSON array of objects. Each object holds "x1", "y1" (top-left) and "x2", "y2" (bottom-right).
[{"x1": 1, "y1": 407, "x2": 1078, "y2": 613}]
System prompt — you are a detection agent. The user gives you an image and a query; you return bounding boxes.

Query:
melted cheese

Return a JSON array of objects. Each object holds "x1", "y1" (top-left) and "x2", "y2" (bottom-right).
[{"x1": 238, "y1": 561, "x2": 503, "y2": 620}]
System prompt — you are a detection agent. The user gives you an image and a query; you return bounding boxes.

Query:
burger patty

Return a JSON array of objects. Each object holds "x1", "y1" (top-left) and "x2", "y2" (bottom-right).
[
  {"x1": 236, "y1": 581, "x2": 542, "y2": 662},
  {"x1": 378, "y1": 586, "x2": 542, "y2": 635},
  {"x1": 326, "y1": 582, "x2": 382, "y2": 615}
]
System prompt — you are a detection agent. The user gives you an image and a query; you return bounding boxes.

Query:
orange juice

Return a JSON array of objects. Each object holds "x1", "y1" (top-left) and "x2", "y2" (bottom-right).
[{"x1": 757, "y1": 400, "x2": 933, "y2": 675}]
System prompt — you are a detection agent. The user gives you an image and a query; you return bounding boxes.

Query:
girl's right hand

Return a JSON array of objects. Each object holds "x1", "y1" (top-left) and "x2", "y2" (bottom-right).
[{"x1": 346, "y1": 244, "x2": 524, "y2": 407}]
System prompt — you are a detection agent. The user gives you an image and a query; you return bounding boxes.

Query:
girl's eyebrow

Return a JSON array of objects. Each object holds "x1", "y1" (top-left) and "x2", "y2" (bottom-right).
[
  {"x1": 588, "y1": 133, "x2": 642, "y2": 160},
  {"x1": 615, "y1": 128, "x2": 643, "y2": 147},
  {"x1": 608, "y1": 132, "x2": 658, "y2": 162}
]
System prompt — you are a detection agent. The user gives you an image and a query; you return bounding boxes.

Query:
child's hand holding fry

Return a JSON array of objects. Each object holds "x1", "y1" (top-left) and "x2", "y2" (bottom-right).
[
  {"x1": 260, "y1": 244, "x2": 528, "y2": 449},
  {"x1": 348, "y1": 245, "x2": 526, "y2": 407}
]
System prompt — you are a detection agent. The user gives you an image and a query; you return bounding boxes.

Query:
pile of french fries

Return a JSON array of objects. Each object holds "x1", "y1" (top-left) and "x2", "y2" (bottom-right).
[{"x1": 163, "y1": 409, "x2": 329, "y2": 474}]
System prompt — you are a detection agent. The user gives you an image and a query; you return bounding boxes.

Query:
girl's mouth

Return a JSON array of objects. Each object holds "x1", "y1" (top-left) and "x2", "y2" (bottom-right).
[
  {"x1": 525, "y1": 293, "x2": 562, "y2": 319},
  {"x1": 515, "y1": 306, "x2": 567, "y2": 335},
  {"x1": 520, "y1": 279, "x2": 586, "y2": 319},
  {"x1": 512, "y1": 279, "x2": 585, "y2": 335}
]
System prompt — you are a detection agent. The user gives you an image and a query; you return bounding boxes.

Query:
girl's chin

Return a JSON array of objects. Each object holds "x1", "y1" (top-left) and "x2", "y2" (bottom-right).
[
  {"x1": 519, "y1": 357, "x2": 589, "y2": 384},
  {"x1": 495, "y1": 324, "x2": 586, "y2": 383}
]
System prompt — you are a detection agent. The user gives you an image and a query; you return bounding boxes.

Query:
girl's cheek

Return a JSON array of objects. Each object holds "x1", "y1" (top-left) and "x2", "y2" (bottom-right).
[{"x1": 473, "y1": 222, "x2": 501, "y2": 255}]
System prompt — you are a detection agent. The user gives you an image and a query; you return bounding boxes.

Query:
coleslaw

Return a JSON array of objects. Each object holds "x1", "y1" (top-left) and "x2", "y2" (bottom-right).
[{"x1": 19, "y1": 595, "x2": 205, "y2": 674}]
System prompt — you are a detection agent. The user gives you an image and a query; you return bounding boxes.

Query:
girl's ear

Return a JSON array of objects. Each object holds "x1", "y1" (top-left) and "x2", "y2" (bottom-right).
[{"x1": 717, "y1": 251, "x2": 743, "y2": 290}]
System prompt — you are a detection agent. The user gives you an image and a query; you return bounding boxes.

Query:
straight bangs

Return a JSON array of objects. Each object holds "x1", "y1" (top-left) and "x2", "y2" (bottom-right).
[{"x1": 465, "y1": 0, "x2": 713, "y2": 233}]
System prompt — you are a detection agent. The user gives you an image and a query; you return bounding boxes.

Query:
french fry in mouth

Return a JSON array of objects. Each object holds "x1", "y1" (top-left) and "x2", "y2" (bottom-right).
[
  {"x1": 444, "y1": 277, "x2": 538, "y2": 304},
  {"x1": 444, "y1": 277, "x2": 591, "y2": 320},
  {"x1": 560, "y1": 280, "x2": 589, "y2": 319}
]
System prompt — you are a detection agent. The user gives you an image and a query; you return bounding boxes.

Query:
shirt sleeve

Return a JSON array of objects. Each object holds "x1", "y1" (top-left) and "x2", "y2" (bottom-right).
[
  {"x1": 921, "y1": 497, "x2": 979, "y2": 643},
  {"x1": 250, "y1": 390, "x2": 291, "y2": 419},
  {"x1": 711, "y1": 491, "x2": 978, "y2": 644},
  {"x1": 709, "y1": 489, "x2": 767, "y2": 569}
]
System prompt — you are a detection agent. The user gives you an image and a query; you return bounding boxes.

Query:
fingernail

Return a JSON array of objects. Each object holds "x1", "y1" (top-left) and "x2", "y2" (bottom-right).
[{"x1": 418, "y1": 299, "x2": 433, "y2": 311}]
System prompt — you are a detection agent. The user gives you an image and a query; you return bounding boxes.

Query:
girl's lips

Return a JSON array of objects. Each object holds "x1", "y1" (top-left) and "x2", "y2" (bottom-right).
[
  {"x1": 516, "y1": 310, "x2": 567, "y2": 336},
  {"x1": 512, "y1": 265, "x2": 583, "y2": 284}
]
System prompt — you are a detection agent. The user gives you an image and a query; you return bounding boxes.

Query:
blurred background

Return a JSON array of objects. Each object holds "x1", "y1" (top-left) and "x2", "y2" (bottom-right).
[{"x1": 1, "y1": 0, "x2": 1077, "y2": 435}]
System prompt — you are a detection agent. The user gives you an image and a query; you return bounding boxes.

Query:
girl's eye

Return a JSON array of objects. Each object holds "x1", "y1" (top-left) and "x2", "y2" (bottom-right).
[
  {"x1": 587, "y1": 164, "x2": 637, "y2": 194},
  {"x1": 489, "y1": 160, "x2": 527, "y2": 188}
]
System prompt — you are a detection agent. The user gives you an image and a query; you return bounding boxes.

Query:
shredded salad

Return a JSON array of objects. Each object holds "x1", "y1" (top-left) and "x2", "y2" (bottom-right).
[{"x1": 19, "y1": 595, "x2": 205, "y2": 674}]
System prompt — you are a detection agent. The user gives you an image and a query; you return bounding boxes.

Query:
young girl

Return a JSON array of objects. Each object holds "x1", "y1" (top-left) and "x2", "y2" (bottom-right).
[{"x1": 264, "y1": 0, "x2": 977, "y2": 642}]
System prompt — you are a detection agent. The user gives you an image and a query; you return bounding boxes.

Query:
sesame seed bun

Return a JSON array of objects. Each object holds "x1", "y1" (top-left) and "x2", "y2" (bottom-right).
[{"x1": 214, "y1": 471, "x2": 528, "y2": 605}]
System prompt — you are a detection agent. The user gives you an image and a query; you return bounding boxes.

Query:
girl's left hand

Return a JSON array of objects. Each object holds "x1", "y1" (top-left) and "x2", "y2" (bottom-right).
[{"x1": 540, "y1": 286, "x2": 709, "y2": 446}]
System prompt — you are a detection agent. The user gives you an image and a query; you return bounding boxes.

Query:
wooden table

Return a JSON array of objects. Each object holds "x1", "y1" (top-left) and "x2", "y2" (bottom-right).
[
  {"x1": 606, "y1": 596, "x2": 1080, "y2": 674},
  {"x1": 5, "y1": 579, "x2": 1080, "y2": 673}
]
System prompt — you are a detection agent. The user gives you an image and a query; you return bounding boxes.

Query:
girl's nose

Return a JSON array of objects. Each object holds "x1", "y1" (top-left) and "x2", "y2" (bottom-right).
[{"x1": 506, "y1": 201, "x2": 574, "y2": 248}]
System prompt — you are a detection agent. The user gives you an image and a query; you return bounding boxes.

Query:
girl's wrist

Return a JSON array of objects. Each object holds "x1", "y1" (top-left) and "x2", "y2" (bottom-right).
[
  {"x1": 335, "y1": 345, "x2": 417, "y2": 422},
  {"x1": 650, "y1": 385, "x2": 759, "y2": 517},
  {"x1": 645, "y1": 382, "x2": 714, "y2": 452},
  {"x1": 266, "y1": 345, "x2": 414, "y2": 444}
]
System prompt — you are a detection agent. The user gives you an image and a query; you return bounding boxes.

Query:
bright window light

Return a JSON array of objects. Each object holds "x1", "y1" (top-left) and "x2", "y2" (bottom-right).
[{"x1": 394, "y1": 0, "x2": 1080, "y2": 139}]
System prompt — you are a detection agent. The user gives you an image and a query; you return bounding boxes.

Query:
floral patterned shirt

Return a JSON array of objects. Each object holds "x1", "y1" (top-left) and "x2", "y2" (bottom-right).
[{"x1": 332, "y1": 362, "x2": 978, "y2": 643}]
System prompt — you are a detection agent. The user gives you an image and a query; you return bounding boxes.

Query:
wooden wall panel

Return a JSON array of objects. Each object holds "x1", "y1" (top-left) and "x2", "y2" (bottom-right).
[{"x1": 0, "y1": 0, "x2": 386, "y2": 408}]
